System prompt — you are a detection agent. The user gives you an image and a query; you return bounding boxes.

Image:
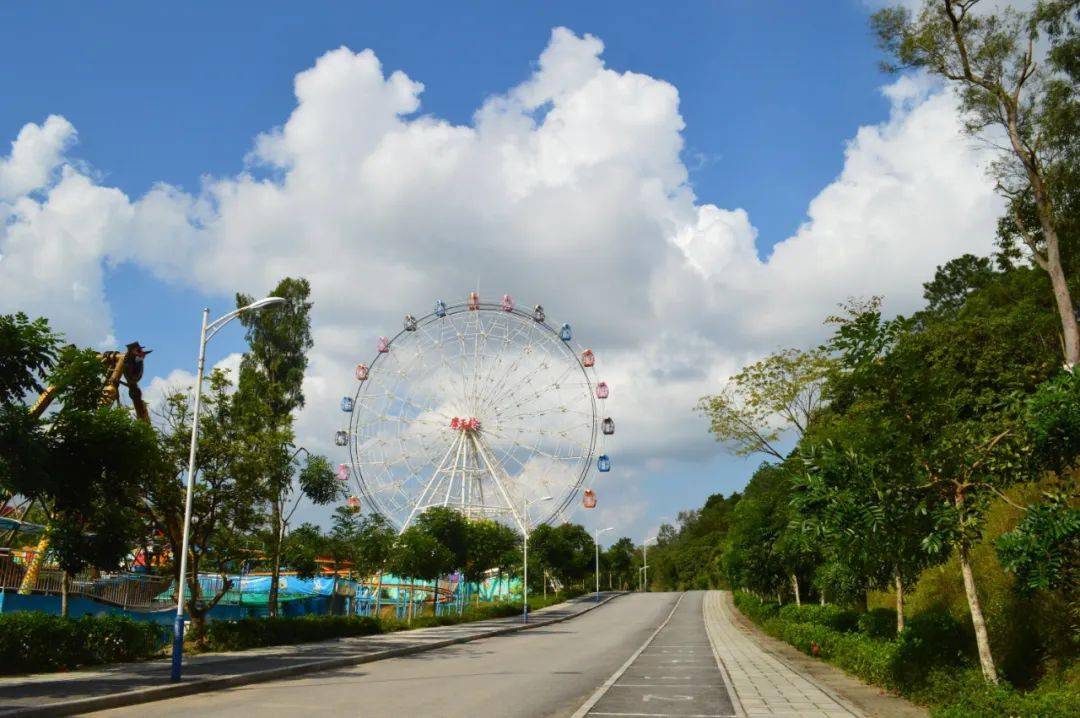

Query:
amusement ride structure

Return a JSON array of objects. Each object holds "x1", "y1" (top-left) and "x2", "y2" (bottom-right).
[{"x1": 338, "y1": 293, "x2": 614, "y2": 534}]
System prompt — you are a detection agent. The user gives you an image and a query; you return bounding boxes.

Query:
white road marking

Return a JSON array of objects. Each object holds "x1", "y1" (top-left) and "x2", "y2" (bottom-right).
[{"x1": 569, "y1": 593, "x2": 686, "y2": 718}]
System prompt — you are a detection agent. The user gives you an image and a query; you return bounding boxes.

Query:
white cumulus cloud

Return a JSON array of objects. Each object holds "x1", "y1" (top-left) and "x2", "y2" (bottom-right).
[{"x1": 0, "y1": 28, "x2": 1004, "y2": 533}]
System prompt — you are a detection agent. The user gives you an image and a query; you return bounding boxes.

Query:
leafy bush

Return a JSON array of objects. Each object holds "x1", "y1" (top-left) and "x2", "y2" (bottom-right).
[
  {"x1": 924, "y1": 668, "x2": 1080, "y2": 718},
  {"x1": 895, "y1": 610, "x2": 975, "y2": 677},
  {"x1": 762, "y1": 614, "x2": 901, "y2": 688},
  {"x1": 733, "y1": 592, "x2": 779, "y2": 624},
  {"x1": 201, "y1": 615, "x2": 382, "y2": 652},
  {"x1": 0, "y1": 612, "x2": 166, "y2": 674},
  {"x1": 857, "y1": 608, "x2": 897, "y2": 640},
  {"x1": 778, "y1": 603, "x2": 859, "y2": 632}
]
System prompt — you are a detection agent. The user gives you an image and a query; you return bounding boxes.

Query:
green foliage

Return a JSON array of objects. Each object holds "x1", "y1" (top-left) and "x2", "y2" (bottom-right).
[
  {"x1": 647, "y1": 493, "x2": 739, "y2": 591},
  {"x1": 201, "y1": 615, "x2": 382, "y2": 652},
  {"x1": 777, "y1": 603, "x2": 860, "y2": 633},
  {"x1": 858, "y1": 608, "x2": 898, "y2": 640},
  {"x1": 0, "y1": 613, "x2": 166, "y2": 674},
  {"x1": 463, "y1": 518, "x2": 519, "y2": 583},
  {"x1": 697, "y1": 348, "x2": 831, "y2": 460},
  {"x1": 235, "y1": 277, "x2": 313, "y2": 420},
  {"x1": 996, "y1": 490, "x2": 1079, "y2": 594},
  {"x1": 529, "y1": 522, "x2": 594, "y2": 585},
  {"x1": 1027, "y1": 371, "x2": 1080, "y2": 473},
  {"x1": 0, "y1": 315, "x2": 162, "y2": 579},
  {"x1": 415, "y1": 507, "x2": 470, "y2": 571},
  {"x1": 604, "y1": 537, "x2": 638, "y2": 590},
  {"x1": 390, "y1": 523, "x2": 454, "y2": 582},
  {"x1": 297, "y1": 454, "x2": 343, "y2": 506},
  {"x1": 0, "y1": 312, "x2": 59, "y2": 403}
]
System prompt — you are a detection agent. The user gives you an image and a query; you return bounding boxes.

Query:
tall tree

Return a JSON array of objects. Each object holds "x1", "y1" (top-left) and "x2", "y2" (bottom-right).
[
  {"x1": 604, "y1": 537, "x2": 637, "y2": 591},
  {"x1": 697, "y1": 348, "x2": 831, "y2": 461},
  {"x1": 233, "y1": 277, "x2": 324, "y2": 617},
  {"x1": 874, "y1": 0, "x2": 1080, "y2": 366},
  {"x1": 146, "y1": 369, "x2": 265, "y2": 637}
]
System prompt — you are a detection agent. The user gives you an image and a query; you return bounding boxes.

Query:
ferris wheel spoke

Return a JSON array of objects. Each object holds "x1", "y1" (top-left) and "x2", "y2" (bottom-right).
[
  {"x1": 472, "y1": 319, "x2": 544, "y2": 411},
  {"x1": 486, "y1": 361, "x2": 581, "y2": 419},
  {"x1": 471, "y1": 314, "x2": 536, "y2": 411}
]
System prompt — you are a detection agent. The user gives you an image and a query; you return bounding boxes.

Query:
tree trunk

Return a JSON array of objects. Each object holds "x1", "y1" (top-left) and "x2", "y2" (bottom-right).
[
  {"x1": 268, "y1": 502, "x2": 282, "y2": 618},
  {"x1": 791, "y1": 574, "x2": 801, "y2": 607},
  {"x1": 374, "y1": 570, "x2": 383, "y2": 619},
  {"x1": 895, "y1": 568, "x2": 906, "y2": 634},
  {"x1": 958, "y1": 542, "x2": 998, "y2": 684},
  {"x1": 819, "y1": 588, "x2": 826, "y2": 606},
  {"x1": 1004, "y1": 106, "x2": 1079, "y2": 365},
  {"x1": 60, "y1": 571, "x2": 70, "y2": 618}
]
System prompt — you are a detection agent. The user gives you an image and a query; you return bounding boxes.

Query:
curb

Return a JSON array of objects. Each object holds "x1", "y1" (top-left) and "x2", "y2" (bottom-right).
[{"x1": 3, "y1": 593, "x2": 625, "y2": 717}]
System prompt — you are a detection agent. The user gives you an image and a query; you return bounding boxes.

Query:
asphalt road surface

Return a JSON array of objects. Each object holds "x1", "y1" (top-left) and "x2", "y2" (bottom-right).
[
  {"x1": 89, "y1": 592, "x2": 709, "y2": 718},
  {"x1": 579, "y1": 591, "x2": 736, "y2": 717}
]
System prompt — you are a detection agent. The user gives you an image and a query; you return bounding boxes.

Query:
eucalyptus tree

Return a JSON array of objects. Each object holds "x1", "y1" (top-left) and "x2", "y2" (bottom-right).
[
  {"x1": 233, "y1": 277, "x2": 340, "y2": 616},
  {"x1": 874, "y1": 0, "x2": 1080, "y2": 366}
]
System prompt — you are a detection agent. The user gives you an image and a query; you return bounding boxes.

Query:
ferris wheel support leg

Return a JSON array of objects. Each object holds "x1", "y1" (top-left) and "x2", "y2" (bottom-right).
[
  {"x1": 400, "y1": 432, "x2": 463, "y2": 533},
  {"x1": 470, "y1": 432, "x2": 526, "y2": 533},
  {"x1": 443, "y1": 433, "x2": 466, "y2": 508}
]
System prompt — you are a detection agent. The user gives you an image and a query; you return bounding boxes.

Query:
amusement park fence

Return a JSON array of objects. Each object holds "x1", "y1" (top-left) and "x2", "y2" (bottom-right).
[{"x1": 0, "y1": 550, "x2": 173, "y2": 611}]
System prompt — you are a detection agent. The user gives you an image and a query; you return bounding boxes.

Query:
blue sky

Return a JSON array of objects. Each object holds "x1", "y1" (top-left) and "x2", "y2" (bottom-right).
[{"x1": 0, "y1": 1, "x2": 1002, "y2": 540}]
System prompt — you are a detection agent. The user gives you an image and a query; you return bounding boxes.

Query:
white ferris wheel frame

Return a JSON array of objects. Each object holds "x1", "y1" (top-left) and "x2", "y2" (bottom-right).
[{"x1": 343, "y1": 301, "x2": 607, "y2": 534}]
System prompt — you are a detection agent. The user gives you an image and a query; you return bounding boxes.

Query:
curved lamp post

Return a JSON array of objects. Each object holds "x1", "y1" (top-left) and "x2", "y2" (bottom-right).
[
  {"x1": 594, "y1": 526, "x2": 614, "y2": 602},
  {"x1": 522, "y1": 495, "x2": 552, "y2": 623},
  {"x1": 170, "y1": 297, "x2": 285, "y2": 682},
  {"x1": 642, "y1": 535, "x2": 658, "y2": 592}
]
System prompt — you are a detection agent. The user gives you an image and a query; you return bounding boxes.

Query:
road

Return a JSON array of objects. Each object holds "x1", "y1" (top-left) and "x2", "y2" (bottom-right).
[{"x1": 90, "y1": 592, "x2": 708, "y2": 718}]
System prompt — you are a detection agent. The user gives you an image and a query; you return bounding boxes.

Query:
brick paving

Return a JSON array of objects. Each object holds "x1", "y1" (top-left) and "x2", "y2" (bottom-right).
[{"x1": 703, "y1": 591, "x2": 861, "y2": 718}]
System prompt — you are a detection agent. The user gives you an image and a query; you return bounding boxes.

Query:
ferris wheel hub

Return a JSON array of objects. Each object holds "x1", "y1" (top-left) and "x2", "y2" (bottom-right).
[{"x1": 449, "y1": 416, "x2": 482, "y2": 432}]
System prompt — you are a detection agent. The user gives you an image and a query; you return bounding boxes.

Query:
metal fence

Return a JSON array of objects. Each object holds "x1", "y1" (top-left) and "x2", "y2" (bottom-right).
[{"x1": 0, "y1": 550, "x2": 174, "y2": 610}]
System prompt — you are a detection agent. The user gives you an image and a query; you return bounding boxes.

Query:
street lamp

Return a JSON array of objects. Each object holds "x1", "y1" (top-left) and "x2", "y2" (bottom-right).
[
  {"x1": 170, "y1": 297, "x2": 286, "y2": 682},
  {"x1": 594, "y1": 526, "x2": 614, "y2": 602},
  {"x1": 642, "y1": 535, "x2": 658, "y2": 593},
  {"x1": 522, "y1": 494, "x2": 552, "y2": 624}
]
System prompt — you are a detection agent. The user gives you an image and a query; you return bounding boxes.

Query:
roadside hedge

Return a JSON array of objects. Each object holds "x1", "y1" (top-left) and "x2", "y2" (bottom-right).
[
  {"x1": 778, "y1": 603, "x2": 860, "y2": 632},
  {"x1": 733, "y1": 591, "x2": 1080, "y2": 718},
  {"x1": 0, "y1": 612, "x2": 167, "y2": 674},
  {"x1": 201, "y1": 615, "x2": 382, "y2": 652}
]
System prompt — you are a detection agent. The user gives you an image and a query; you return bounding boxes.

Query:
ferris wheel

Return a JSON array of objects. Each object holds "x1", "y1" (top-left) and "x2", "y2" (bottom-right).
[{"x1": 335, "y1": 293, "x2": 613, "y2": 533}]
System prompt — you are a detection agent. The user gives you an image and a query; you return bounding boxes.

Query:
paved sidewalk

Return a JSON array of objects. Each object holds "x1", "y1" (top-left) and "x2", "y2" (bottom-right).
[
  {"x1": 704, "y1": 592, "x2": 926, "y2": 718},
  {"x1": 0, "y1": 593, "x2": 621, "y2": 717}
]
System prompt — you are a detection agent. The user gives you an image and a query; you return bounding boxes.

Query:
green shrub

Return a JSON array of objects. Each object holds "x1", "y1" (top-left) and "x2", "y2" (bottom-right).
[
  {"x1": 924, "y1": 668, "x2": 1080, "y2": 718},
  {"x1": 778, "y1": 603, "x2": 860, "y2": 632},
  {"x1": 0, "y1": 612, "x2": 166, "y2": 674},
  {"x1": 858, "y1": 608, "x2": 897, "y2": 640},
  {"x1": 201, "y1": 615, "x2": 382, "y2": 652},
  {"x1": 733, "y1": 592, "x2": 779, "y2": 623},
  {"x1": 895, "y1": 610, "x2": 975, "y2": 678}
]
